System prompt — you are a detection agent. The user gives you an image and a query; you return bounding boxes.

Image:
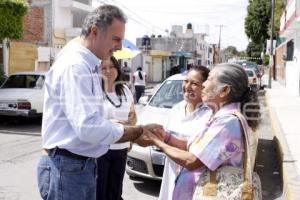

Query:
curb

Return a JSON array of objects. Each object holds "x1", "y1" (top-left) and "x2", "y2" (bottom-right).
[{"x1": 265, "y1": 91, "x2": 300, "y2": 200}]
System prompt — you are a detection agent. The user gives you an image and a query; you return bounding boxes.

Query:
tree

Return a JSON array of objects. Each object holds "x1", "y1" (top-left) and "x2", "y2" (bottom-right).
[
  {"x1": 245, "y1": 0, "x2": 271, "y2": 45},
  {"x1": 246, "y1": 41, "x2": 263, "y2": 64},
  {"x1": 268, "y1": 0, "x2": 285, "y2": 38},
  {"x1": 224, "y1": 46, "x2": 239, "y2": 56},
  {"x1": 0, "y1": 0, "x2": 28, "y2": 40}
]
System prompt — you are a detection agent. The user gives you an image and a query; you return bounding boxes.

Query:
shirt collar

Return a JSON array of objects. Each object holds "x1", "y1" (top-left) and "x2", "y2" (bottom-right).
[
  {"x1": 213, "y1": 102, "x2": 240, "y2": 119},
  {"x1": 73, "y1": 42, "x2": 101, "y2": 71}
]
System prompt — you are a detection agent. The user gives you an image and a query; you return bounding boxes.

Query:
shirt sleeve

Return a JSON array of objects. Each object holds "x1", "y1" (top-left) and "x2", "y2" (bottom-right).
[
  {"x1": 60, "y1": 64, "x2": 124, "y2": 145},
  {"x1": 189, "y1": 115, "x2": 243, "y2": 171}
]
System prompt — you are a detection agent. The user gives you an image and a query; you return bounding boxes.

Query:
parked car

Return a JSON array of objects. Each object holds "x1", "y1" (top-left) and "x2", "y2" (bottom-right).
[
  {"x1": 0, "y1": 71, "x2": 46, "y2": 117},
  {"x1": 245, "y1": 68, "x2": 260, "y2": 91},
  {"x1": 235, "y1": 61, "x2": 262, "y2": 77},
  {"x1": 126, "y1": 73, "x2": 185, "y2": 180}
]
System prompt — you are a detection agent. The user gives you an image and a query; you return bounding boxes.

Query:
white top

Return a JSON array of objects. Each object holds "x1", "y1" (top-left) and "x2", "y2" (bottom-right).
[
  {"x1": 41, "y1": 42, "x2": 124, "y2": 158},
  {"x1": 133, "y1": 71, "x2": 146, "y2": 86},
  {"x1": 103, "y1": 85, "x2": 134, "y2": 150},
  {"x1": 158, "y1": 101, "x2": 212, "y2": 200}
]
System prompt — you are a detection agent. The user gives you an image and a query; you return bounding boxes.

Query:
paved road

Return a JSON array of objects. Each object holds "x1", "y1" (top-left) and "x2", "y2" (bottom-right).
[
  {"x1": 0, "y1": 90, "x2": 283, "y2": 200},
  {"x1": 0, "y1": 116, "x2": 159, "y2": 200}
]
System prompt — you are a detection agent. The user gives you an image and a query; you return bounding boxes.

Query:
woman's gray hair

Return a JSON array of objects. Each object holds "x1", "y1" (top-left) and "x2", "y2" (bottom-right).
[
  {"x1": 213, "y1": 63, "x2": 260, "y2": 131},
  {"x1": 81, "y1": 5, "x2": 127, "y2": 38},
  {"x1": 214, "y1": 63, "x2": 249, "y2": 102}
]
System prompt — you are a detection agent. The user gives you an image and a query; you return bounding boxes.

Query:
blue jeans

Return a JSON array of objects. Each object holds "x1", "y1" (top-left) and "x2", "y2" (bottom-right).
[{"x1": 37, "y1": 154, "x2": 97, "y2": 200}]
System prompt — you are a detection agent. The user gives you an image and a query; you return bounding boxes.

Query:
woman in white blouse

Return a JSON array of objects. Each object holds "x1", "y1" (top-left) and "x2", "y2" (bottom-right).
[
  {"x1": 158, "y1": 65, "x2": 212, "y2": 200},
  {"x1": 97, "y1": 56, "x2": 136, "y2": 200}
]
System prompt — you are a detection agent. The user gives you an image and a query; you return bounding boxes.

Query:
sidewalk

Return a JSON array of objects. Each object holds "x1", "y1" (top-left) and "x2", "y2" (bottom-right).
[{"x1": 266, "y1": 81, "x2": 300, "y2": 199}]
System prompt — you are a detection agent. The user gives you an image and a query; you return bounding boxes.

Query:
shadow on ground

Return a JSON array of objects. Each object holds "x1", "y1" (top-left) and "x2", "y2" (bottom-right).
[{"x1": 255, "y1": 139, "x2": 283, "y2": 200}]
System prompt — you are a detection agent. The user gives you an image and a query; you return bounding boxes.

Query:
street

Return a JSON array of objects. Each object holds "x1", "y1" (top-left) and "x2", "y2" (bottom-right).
[{"x1": 0, "y1": 91, "x2": 282, "y2": 200}]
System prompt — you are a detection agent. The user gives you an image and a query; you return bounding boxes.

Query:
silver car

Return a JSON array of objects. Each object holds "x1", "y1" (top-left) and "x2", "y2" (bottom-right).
[{"x1": 126, "y1": 73, "x2": 185, "y2": 180}]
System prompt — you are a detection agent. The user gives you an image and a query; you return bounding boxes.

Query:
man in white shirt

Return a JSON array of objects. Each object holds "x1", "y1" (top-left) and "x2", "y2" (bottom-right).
[{"x1": 37, "y1": 5, "x2": 160, "y2": 200}]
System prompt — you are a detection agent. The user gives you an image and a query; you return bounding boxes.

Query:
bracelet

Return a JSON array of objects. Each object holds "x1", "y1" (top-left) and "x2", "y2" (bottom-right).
[{"x1": 164, "y1": 132, "x2": 172, "y2": 144}]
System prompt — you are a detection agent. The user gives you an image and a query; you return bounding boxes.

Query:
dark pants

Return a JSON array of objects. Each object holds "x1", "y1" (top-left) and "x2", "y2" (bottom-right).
[
  {"x1": 96, "y1": 149, "x2": 128, "y2": 200},
  {"x1": 135, "y1": 85, "x2": 145, "y2": 103}
]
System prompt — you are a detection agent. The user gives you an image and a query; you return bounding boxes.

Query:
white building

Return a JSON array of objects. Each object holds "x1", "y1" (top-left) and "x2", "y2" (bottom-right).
[
  {"x1": 1, "y1": 0, "x2": 93, "y2": 75},
  {"x1": 278, "y1": 0, "x2": 300, "y2": 95},
  {"x1": 136, "y1": 24, "x2": 213, "y2": 82},
  {"x1": 37, "y1": 0, "x2": 93, "y2": 71}
]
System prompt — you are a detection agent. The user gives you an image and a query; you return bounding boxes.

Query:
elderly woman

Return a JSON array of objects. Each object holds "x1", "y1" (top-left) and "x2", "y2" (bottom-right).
[
  {"x1": 138, "y1": 63, "x2": 260, "y2": 200},
  {"x1": 159, "y1": 65, "x2": 212, "y2": 200}
]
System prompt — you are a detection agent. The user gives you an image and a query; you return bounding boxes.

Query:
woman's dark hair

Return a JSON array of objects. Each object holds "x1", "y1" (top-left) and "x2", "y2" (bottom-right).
[
  {"x1": 189, "y1": 65, "x2": 210, "y2": 82},
  {"x1": 214, "y1": 63, "x2": 260, "y2": 131},
  {"x1": 102, "y1": 56, "x2": 126, "y2": 99},
  {"x1": 137, "y1": 67, "x2": 143, "y2": 80}
]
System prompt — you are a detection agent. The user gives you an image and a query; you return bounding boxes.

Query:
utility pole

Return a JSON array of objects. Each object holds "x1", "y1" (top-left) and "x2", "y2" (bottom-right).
[
  {"x1": 268, "y1": 0, "x2": 275, "y2": 88},
  {"x1": 216, "y1": 25, "x2": 225, "y2": 63}
]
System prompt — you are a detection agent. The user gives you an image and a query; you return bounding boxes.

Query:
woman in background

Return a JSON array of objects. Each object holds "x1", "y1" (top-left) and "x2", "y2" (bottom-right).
[
  {"x1": 159, "y1": 65, "x2": 212, "y2": 200},
  {"x1": 97, "y1": 56, "x2": 136, "y2": 200},
  {"x1": 133, "y1": 66, "x2": 147, "y2": 102}
]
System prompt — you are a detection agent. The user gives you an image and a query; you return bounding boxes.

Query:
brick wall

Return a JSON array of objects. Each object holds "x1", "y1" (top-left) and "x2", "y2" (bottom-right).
[{"x1": 22, "y1": 6, "x2": 44, "y2": 43}]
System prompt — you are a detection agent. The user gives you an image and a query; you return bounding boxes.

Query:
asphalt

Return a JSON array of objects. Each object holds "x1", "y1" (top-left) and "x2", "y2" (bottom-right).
[{"x1": 266, "y1": 80, "x2": 300, "y2": 199}]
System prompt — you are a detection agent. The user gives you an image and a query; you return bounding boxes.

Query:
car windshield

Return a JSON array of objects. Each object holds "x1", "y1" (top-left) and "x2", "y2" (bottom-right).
[
  {"x1": 148, "y1": 80, "x2": 183, "y2": 108},
  {"x1": 236, "y1": 61, "x2": 259, "y2": 72},
  {"x1": 246, "y1": 70, "x2": 254, "y2": 77},
  {"x1": 1, "y1": 74, "x2": 45, "y2": 89}
]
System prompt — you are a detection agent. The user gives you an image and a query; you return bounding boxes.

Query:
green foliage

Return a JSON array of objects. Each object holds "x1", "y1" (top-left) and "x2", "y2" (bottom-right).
[
  {"x1": 273, "y1": 0, "x2": 285, "y2": 37},
  {"x1": 0, "y1": 0, "x2": 28, "y2": 40},
  {"x1": 245, "y1": 0, "x2": 271, "y2": 45},
  {"x1": 224, "y1": 46, "x2": 239, "y2": 56},
  {"x1": 0, "y1": 65, "x2": 6, "y2": 86},
  {"x1": 262, "y1": 54, "x2": 269, "y2": 66},
  {"x1": 246, "y1": 42, "x2": 263, "y2": 64}
]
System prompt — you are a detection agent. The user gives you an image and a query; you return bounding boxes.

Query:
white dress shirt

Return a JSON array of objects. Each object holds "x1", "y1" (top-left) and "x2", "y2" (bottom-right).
[{"x1": 41, "y1": 42, "x2": 124, "y2": 158}]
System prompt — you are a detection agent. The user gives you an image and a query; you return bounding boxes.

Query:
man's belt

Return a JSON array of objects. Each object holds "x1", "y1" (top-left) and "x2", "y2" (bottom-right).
[{"x1": 45, "y1": 147, "x2": 89, "y2": 161}]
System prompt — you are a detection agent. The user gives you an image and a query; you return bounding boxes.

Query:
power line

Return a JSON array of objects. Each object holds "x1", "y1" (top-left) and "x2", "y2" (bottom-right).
[{"x1": 109, "y1": 0, "x2": 167, "y2": 34}]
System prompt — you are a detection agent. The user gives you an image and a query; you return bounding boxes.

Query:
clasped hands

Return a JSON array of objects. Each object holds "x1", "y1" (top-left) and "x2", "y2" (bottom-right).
[{"x1": 134, "y1": 124, "x2": 167, "y2": 147}]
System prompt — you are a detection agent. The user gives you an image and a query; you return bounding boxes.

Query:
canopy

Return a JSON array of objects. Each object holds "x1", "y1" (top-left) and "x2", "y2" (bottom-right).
[{"x1": 113, "y1": 39, "x2": 141, "y2": 59}]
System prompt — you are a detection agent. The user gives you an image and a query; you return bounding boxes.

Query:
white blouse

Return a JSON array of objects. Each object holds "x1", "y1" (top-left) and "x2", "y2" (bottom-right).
[
  {"x1": 102, "y1": 85, "x2": 134, "y2": 150},
  {"x1": 158, "y1": 100, "x2": 212, "y2": 200}
]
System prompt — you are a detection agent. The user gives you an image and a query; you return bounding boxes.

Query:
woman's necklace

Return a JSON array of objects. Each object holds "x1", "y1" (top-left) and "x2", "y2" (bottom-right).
[{"x1": 105, "y1": 93, "x2": 122, "y2": 108}]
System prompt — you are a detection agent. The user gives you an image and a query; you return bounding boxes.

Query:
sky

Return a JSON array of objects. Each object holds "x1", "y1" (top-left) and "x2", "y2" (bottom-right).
[{"x1": 93, "y1": 0, "x2": 249, "y2": 51}]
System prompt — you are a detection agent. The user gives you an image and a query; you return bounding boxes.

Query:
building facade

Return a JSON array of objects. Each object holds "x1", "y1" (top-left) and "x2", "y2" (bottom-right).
[
  {"x1": 277, "y1": 0, "x2": 300, "y2": 95},
  {"x1": 135, "y1": 24, "x2": 213, "y2": 82},
  {"x1": 2, "y1": 0, "x2": 92, "y2": 75}
]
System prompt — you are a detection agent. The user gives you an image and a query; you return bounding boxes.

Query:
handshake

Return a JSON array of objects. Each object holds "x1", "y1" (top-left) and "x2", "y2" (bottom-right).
[{"x1": 133, "y1": 124, "x2": 167, "y2": 147}]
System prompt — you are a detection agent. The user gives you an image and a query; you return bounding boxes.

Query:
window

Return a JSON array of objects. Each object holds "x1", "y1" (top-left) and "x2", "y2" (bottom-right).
[
  {"x1": 149, "y1": 80, "x2": 183, "y2": 108},
  {"x1": 1, "y1": 75, "x2": 45, "y2": 89},
  {"x1": 286, "y1": 39, "x2": 294, "y2": 61}
]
